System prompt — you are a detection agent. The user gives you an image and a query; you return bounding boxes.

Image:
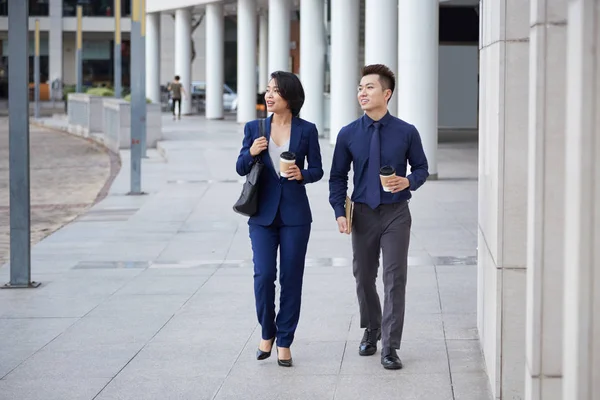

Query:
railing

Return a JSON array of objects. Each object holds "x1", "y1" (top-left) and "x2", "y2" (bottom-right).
[
  {"x1": 102, "y1": 98, "x2": 162, "y2": 153},
  {"x1": 102, "y1": 99, "x2": 124, "y2": 154},
  {"x1": 67, "y1": 93, "x2": 104, "y2": 136},
  {"x1": 67, "y1": 95, "x2": 89, "y2": 131}
]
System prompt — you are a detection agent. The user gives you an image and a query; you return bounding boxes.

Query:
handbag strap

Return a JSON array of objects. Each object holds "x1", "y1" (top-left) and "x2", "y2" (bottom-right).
[{"x1": 255, "y1": 118, "x2": 266, "y2": 162}]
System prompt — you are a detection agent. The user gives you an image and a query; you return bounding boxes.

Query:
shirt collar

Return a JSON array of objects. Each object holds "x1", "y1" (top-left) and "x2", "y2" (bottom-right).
[{"x1": 363, "y1": 111, "x2": 392, "y2": 127}]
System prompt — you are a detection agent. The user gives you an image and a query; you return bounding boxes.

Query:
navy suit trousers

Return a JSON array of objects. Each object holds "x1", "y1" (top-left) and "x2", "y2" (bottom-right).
[{"x1": 249, "y1": 212, "x2": 311, "y2": 348}]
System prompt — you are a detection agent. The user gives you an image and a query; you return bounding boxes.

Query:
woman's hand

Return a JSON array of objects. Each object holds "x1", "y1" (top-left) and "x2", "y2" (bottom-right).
[
  {"x1": 286, "y1": 165, "x2": 304, "y2": 181},
  {"x1": 249, "y1": 137, "x2": 268, "y2": 156}
]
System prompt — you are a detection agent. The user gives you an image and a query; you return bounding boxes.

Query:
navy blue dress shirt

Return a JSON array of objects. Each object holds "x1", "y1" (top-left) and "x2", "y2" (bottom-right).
[{"x1": 329, "y1": 112, "x2": 429, "y2": 219}]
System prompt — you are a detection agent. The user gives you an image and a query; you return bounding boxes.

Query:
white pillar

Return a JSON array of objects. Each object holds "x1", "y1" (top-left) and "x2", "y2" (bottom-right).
[
  {"x1": 397, "y1": 0, "x2": 438, "y2": 178},
  {"x1": 330, "y1": 0, "x2": 360, "y2": 145},
  {"x1": 268, "y1": 0, "x2": 290, "y2": 74},
  {"x1": 477, "y1": 0, "x2": 530, "y2": 397},
  {"x1": 175, "y1": 8, "x2": 192, "y2": 115},
  {"x1": 258, "y1": 11, "x2": 269, "y2": 91},
  {"x1": 206, "y1": 2, "x2": 224, "y2": 119},
  {"x1": 365, "y1": 0, "x2": 398, "y2": 115},
  {"x1": 299, "y1": 0, "x2": 325, "y2": 132},
  {"x1": 563, "y1": 1, "x2": 600, "y2": 399},
  {"x1": 525, "y1": 0, "x2": 568, "y2": 397},
  {"x1": 146, "y1": 12, "x2": 161, "y2": 104},
  {"x1": 237, "y1": 0, "x2": 257, "y2": 123}
]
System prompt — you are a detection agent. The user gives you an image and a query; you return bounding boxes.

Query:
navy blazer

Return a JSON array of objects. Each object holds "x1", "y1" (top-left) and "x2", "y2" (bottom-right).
[{"x1": 236, "y1": 116, "x2": 324, "y2": 226}]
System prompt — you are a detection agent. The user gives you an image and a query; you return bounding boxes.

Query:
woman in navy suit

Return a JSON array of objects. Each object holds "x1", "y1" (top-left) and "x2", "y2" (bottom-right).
[{"x1": 236, "y1": 71, "x2": 323, "y2": 367}]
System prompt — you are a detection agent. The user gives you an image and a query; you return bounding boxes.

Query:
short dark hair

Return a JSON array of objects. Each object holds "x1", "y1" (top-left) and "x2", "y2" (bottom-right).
[
  {"x1": 361, "y1": 64, "x2": 396, "y2": 96},
  {"x1": 270, "y1": 71, "x2": 305, "y2": 117},
  {"x1": 174, "y1": 75, "x2": 180, "y2": 81}
]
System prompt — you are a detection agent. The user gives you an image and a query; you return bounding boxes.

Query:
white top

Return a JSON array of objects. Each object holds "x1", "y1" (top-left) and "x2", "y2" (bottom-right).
[{"x1": 268, "y1": 136, "x2": 290, "y2": 175}]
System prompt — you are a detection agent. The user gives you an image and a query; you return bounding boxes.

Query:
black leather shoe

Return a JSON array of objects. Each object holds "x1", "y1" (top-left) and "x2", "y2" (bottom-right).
[
  {"x1": 359, "y1": 328, "x2": 381, "y2": 356},
  {"x1": 381, "y1": 347, "x2": 403, "y2": 370},
  {"x1": 277, "y1": 358, "x2": 293, "y2": 367},
  {"x1": 277, "y1": 348, "x2": 293, "y2": 367},
  {"x1": 256, "y1": 338, "x2": 275, "y2": 360}
]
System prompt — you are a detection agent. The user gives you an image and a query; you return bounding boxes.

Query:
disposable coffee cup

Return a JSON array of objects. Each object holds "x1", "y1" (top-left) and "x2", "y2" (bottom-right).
[
  {"x1": 379, "y1": 166, "x2": 396, "y2": 192},
  {"x1": 280, "y1": 151, "x2": 296, "y2": 177}
]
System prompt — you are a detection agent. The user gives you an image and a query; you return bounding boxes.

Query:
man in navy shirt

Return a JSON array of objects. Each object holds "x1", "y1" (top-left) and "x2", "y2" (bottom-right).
[{"x1": 329, "y1": 64, "x2": 429, "y2": 370}]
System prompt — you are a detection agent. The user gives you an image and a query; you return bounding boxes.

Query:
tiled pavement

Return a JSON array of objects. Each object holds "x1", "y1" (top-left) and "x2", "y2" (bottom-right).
[{"x1": 0, "y1": 115, "x2": 491, "y2": 400}]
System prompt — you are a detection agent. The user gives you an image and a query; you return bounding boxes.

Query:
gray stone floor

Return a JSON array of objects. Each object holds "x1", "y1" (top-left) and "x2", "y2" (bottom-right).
[{"x1": 0, "y1": 115, "x2": 491, "y2": 400}]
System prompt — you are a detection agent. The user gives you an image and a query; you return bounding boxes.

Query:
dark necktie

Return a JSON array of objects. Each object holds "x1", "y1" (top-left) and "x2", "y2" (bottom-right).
[{"x1": 365, "y1": 122, "x2": 381, "y2": 210}]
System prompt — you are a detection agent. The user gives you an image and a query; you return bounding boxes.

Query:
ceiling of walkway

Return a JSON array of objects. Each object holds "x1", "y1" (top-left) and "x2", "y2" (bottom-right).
[{"x1": 184, "y1": 0, "x2": 479, "y2": 16}]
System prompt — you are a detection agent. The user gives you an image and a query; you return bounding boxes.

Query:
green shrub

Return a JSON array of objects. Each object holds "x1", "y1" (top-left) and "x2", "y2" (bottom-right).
[
  {"x1": 62, "y1": 85, "x2": 76, "y2": 100},
  {"x1": 123, "y1": 94, "x2": 151, "y2": 104},
  {"x1": 86, "y1": 87, "x2": 115, "y2": 97}
]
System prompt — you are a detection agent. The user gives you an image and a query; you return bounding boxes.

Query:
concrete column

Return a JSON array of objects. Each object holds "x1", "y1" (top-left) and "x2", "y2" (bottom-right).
[
  {"x1": 258, "y1": 11, "x2": 269, "y2": 91},
  {"x1": 562, "y1": 1, "x2": 600, "y2": 399},
  {"x1": 299, "y1": 0, "x2": 325, "y2": 132},
  {"x1": 205, "y1": 2, "x2": 224, "y2": 120},
  {"x1": 268, "y1": 0, "x2": 290, "y2": 73},
  {"x1": 175, "y1": 8, "x2": 192, "y2": 115},
  {"x1": 49, "y1": 0, "x2": 63, "y2": 99},
  {"x1": 146, "y1": 12, "x2": 161, "y2": 104},
  {"x1": 329, "y1": 0, "x2": 359, "y2": 145},
  {"x1": 365, "y1": 0, "x2": 397, "y2": 115},
  {"x1": 397, "y1": 0, "x2": 438, "y2": 178},
  {"x1": 525, "y1": 2, "x2": 568, "y2": 399},
  {"x1": 237, "y1": 0, "x2": 257, "y2": 123},
  {"x1": 477, "y1": 0, "x2": 530, "y2": 398}
]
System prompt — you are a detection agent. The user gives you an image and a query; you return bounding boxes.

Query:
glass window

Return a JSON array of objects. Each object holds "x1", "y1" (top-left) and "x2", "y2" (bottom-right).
[
  {"x1": 79, "y1": 40, "x2": 131, "y2": 89},
  {"x1": 64, "y1": 0, "x2": 130, "y2": 17},
  {"x1": 439, "y1": 7, "x2": 479, "y2": 44},
  {"x1": 29, "y1": 0, "x2": 49, "y2": 16},
  {"x1": 0, "y1": 0, "x2": 49, "y2": 16}
]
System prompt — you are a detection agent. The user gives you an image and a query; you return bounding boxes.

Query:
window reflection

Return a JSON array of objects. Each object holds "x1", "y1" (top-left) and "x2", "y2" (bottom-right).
[
  {"x1": 63, "y1": 0, "x2": 131, "y2": 17},
  {"x1": 0, "y1": 0, "x2": 50, "y2": 16}
]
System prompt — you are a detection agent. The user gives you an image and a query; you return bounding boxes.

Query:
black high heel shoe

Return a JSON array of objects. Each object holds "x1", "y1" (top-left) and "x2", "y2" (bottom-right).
[
  {"x1": 277, "y1": 347, "x2": 293, "y2": 367},
  {"x1": 256, "y1": 338, "x2": 275, "y2": 360}
]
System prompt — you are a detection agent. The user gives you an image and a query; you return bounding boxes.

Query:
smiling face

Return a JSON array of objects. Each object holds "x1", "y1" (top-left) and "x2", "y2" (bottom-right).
[
  {"x1": 264, "y1": 78, "x2": 289, "y2": 114},
  {"x1": 357, "y1": 74, "x2": 392, "y2": 113}
]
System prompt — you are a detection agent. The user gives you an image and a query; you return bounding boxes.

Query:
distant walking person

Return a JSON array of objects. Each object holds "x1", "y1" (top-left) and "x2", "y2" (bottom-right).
[
  {"x1": 236, "y1": 71, "x2": 323, "y2": 367},
  {"x1": 167, "y1": 75, "x2": 186, "y2": 120},
  {"x1": 329, "y1": 64, "x2": 429, "y2": 370}
]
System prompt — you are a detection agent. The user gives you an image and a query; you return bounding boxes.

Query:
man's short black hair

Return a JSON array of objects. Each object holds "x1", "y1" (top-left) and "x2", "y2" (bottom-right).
[
  {"x1": 361, "y1": 64, "x2": 396, "y2": 95},
  {"x1": 174, "y1": 75, "x2": 180, "y2": 81},
  {"x1": 270, "y1": 71, "x2": 305, "y2": 117}
]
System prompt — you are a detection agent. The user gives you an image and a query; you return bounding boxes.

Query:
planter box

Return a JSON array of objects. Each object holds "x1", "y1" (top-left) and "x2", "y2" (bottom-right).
[
  {"x1": 67, "y1": 93, "x2": 104, "y2": 136},
  {"x1": 102, "y1": 99, "x2": 162, "y2": 153}
]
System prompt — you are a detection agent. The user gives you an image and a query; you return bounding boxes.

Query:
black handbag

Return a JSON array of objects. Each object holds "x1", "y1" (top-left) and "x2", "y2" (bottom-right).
[{"x1": 233, "y1": 118, "x2": 266, "y2": 217}]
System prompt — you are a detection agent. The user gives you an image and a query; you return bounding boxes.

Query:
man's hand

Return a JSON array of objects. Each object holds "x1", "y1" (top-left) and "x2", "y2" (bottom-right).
[
  {"x1": 385, "y1": 176, "x2": 410, "y2": 193},
  {"x1": 337, "y1": 216, "x2": 349, "y2": 234},
  {"x1": 249, "y1": 137, "x2": 268, "y2": 156},
  {"x1": 286, "y1": 165, "x2": 304, "y2": 181}
]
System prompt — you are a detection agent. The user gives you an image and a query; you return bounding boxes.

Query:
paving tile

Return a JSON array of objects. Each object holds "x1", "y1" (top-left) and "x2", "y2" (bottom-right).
[
  {"x1": 0, "y1": 378, "x2": 111, "y2": 400},
  {"x1": 0, "y1": 116, "x2": 489, "y2": 399},
  {"x1": 334, "y1": 374, "x2": 453, "y2": 400},
  {"x1": 214, "y1": 375, "x2": 337, "y2": 400},
  {"x1": 94, "y1": 376, "x2": 223, "y2": 400}
]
